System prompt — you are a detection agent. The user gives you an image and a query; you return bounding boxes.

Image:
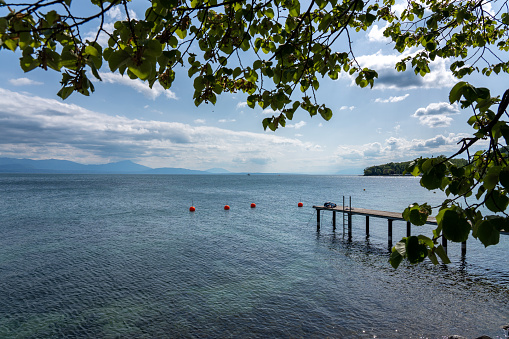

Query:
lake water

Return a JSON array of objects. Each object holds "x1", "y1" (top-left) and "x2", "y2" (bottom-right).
[{"x1": 0, "y1": 174, "x2": 508, "y2": 338}]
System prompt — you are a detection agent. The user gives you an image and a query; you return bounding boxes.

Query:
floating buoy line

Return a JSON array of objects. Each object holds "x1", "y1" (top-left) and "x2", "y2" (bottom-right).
[{"x1": 187, "y1": 202, "x2": 305, "y2": 211}]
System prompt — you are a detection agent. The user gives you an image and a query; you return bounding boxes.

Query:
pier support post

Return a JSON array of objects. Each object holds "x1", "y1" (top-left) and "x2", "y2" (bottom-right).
[
  {"x1": 388, "y1": 219, "x2": 393, "y2": 248},
  {"x1": 332, "y1": 211, "x2": 336, "y2": 231},
  {"x1": 366, "y1": 216, "x2": 370, "y2": 237},
  {"x1": 317, "y1": 210, "x2": 320, "y2": 231},
  {"x1": 406, "y1": 221, "x2": 411, "y2": 237},
  {"x1": 442, "y1": 236, "x2": 447, "y2": 254},
  {"x1": 461, "y1": 240, "x2": 467, "y2": 256},
  {"x1": 348, "y1": 212, "x2": 352, "y2": 241}
]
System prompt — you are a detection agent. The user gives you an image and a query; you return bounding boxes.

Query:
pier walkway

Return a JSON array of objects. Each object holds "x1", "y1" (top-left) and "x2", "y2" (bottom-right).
[
  {"x1": 313, "y1": 203, "x2": 508, "y2": 255},
  {"x1": 313, "y1": 205, "x2": 437, "y2": 224},
  {"x1": 313, "y1": 204, "x2": 453, "y2": 254}
]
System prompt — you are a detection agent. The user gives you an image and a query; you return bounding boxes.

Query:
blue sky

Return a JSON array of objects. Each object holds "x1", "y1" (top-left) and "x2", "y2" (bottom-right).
[{"x1": 0, "y1": 1, "x2": 507, "y2": 174}]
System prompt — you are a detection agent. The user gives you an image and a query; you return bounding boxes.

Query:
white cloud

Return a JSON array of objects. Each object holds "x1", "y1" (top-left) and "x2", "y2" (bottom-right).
[
  {"x1": 335, "y1": 133, "x2": 472, "y2": 165},
  {"x1": 263, "y1": 108, "x2": 280, "y2": 115},
  {"x1": 218, "y1": 119, "x2": 236, "y2": 123},
  {"x1": 392, "y1": 2, "x2": 407, "y2": 16},
  {"x1": 339, "y1": 106, "x2": 355, "y2": 111},
  {"x1": 413, "y1": 102, "x2": 459, "y2": 117},
  {"x1": 417, "y1": 115, "x2": 454, "y2": 128},
  {"x1": 363, "y1": 142, "x2": 383, "y2": 157},
  {"x1": 106, "y1": 6, "x2": 122, "y2": 20},
  {"x1": 9, "y1": 78, "x2": 43, "y2": 86},
  {"x1": 194, "y1": 119, "x2": 206, "y2": 124},
  {"x1": 353, "y1": 50, "x2": 456, "y2": 90},
  {"x1": 367, "y1": 24, "x2": 390, "y2": 43},
  {"x1": 375, "y1": 94, "x2": 410, "y2": 103},
  {"x1": 287, "y1": 121, "x2": 306, "y2": 129},
  {"x1": 0, "y1": 88, "x2": 320, "y2": 172},
  {"x1": 482, "y1": 1, "x2": 495, "y2": 16},
  {"x1": 237, "y1": 102, "x2": 248, "y2": 109},
  {"x1": 99, "y1": 72, "x2": 178, "y2": 100},
  {"x1": 413, "y1": 102, "x2": 460, "y2": 128}
]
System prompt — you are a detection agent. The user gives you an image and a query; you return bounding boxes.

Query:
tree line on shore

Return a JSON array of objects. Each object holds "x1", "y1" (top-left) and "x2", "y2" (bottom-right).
[{"x1": 364, "y1": 157, "x2": 468, "y2": 176}]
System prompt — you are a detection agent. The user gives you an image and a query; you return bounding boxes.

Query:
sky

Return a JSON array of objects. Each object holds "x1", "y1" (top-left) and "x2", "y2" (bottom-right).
[{"x1": 0, "y1": 1, "x2": 507, "y2": 174}]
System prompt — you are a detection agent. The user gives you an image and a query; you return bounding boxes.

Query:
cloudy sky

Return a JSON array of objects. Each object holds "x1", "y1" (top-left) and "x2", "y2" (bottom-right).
[{"x1": 0, "y1": 1, "x2": 507, "y2": 174}]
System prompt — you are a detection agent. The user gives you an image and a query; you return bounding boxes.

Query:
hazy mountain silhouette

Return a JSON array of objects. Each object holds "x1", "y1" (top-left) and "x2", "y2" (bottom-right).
[{"x1": 0, "y1": 158, "x2": 230, "y2": 174}]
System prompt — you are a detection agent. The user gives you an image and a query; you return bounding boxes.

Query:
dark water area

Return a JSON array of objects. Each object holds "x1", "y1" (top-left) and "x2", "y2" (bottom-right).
[{"x1": 0, "y1": 174, "x2": 508, "y2": 338}]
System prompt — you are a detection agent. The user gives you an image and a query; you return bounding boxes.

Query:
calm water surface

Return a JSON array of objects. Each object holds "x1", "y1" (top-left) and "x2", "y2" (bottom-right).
[{"x1": 0, "y1": 174, "x2": 508, "y2": 338}]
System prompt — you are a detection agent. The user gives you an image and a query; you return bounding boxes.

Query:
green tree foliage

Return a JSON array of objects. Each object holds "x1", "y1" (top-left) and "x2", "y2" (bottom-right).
[
  {"x1": 364, "y1": 158, "x2": 468, "y2": 176},
  {"x1": 1, "y1": 0, "x2": 509, "y2": 267},
  {"x1": 364, "y1": 161, "x2": 412, "y2": 176}
]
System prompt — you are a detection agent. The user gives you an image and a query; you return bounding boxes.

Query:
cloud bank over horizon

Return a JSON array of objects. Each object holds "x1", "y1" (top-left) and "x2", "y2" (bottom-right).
[
  {"x1": 0, "y1": 85, "x2": 474, "y2": 173},
  {"x1": 0, "y1": 88, "x2": 321, "y2": 172}
]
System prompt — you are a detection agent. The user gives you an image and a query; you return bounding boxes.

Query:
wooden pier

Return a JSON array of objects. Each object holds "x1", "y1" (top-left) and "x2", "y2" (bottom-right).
[{"x1": 312, "y1": 204, "x2": 466, "y2": 255}]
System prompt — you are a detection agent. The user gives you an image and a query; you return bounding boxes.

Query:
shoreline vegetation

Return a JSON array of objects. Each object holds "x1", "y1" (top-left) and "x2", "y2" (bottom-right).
[{"x1": 364, "y1": 157, "x2": 468, "y2": 176}]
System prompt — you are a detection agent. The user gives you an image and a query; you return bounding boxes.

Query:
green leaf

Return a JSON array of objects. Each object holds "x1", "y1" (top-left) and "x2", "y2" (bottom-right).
[
  {"x1": 175, "y1": 29, "x2": 187, "y2": 40},
  {"x1": 107, "y1": 50, "x2": 131, "y2": 71},
  {"x1": 420, "y1": 162, "x2": 447, "y2": 190},
  {"x1": 389, "y1": 245, "x2": 404, "y2": 269},
  {"x1": 319, "y1": 107, "x2": 332, "y2": 121},
  {"x1": 394, "y1": 240, "x2": 406, "y2": 256},
  {"x1": 57, "y1": 86, "x2": 74, "y2": 100},
  {"x1": 441, "y1": 209, "x2": 470, "y2": 242},
  {"x1": 483, "y1": 172, "x2": 499, "y2": 190},
  {"x1": 247, "y1": 95, "x2": 256, "y2": 109},
  {"x1": 428, "y1": 250, "x2": 439, "y2": 265},
  {"x1": 89, "y1": 62, "x2": 102, "y2": 80},
  {"x1": 128, "y1": 59, "x2": 152, "y2": 80},
  {"x1": 233, "y1": 67, "x2": 242, "y2": 79},
  {"x1": 20, "y1": 55, "x2": 39, "y2": 72},
  {"x1": 449, "y1": 81, "x2": 468, "y2": 103},
  {"x1": 485, "y1": 189, "x2": 509, "y2": 213},
  {"x1": 476, "y1": 220, "x2": 500, "y2": 247},
  {"x1": 3, "y1": 39, "x2": 17, "y2": 52},
  {"x1": 253, "y1": 60, "x2": 262, "y2": 70},
  {"x1": 144, "y1": 40, "x2": 163, "y2": 57},
  {"x1": 406, "y1": 236, "x2": 428, "y2": 264},
  {"x1": 434, "y1": 245, "x2": 451, "y2": 264},
  {"x1": 402, "y1": 203, "x2": 429, "y2": 226},
  {"x1": 417, "y1": 235, "x2": 434, "y2": 248},
  {"x1": 193, "y1": 76, "x2": 205, "y2": 92},
  {"x1": 288, "y1": 1, "x2": 300, "y2": 17},
  {"x1": 85, "y1": 45, "x2": 100, "y2": 58},
  {"x1": 499, "y1": 167, "x2": 509, "y2": 189}
]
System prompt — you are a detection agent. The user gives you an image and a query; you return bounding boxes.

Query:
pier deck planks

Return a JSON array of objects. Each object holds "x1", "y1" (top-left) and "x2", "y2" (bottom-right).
[{"x1": 313, "y1": 205, "x2": 437, "y2": 225}]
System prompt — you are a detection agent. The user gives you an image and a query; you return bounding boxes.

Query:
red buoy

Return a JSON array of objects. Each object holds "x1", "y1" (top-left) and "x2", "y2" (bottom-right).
[
  {"x1": 298, "y1": 202, "x2": 303, "y2": 207},
  {"x1": 189, "y1": 206, "x2": 196, "y2": 212},
  {"x1": 251, "y1": 203, "x2": 256, "y2": 208},
  {"x1": 224, "y1": 205, "x2": 230, "y2": 210}
]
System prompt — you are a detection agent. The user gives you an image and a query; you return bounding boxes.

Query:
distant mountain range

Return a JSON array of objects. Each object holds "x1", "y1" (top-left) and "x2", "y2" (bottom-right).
[{"x1": 0, "y1": 158, "x2": 231, "y2": 175}]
